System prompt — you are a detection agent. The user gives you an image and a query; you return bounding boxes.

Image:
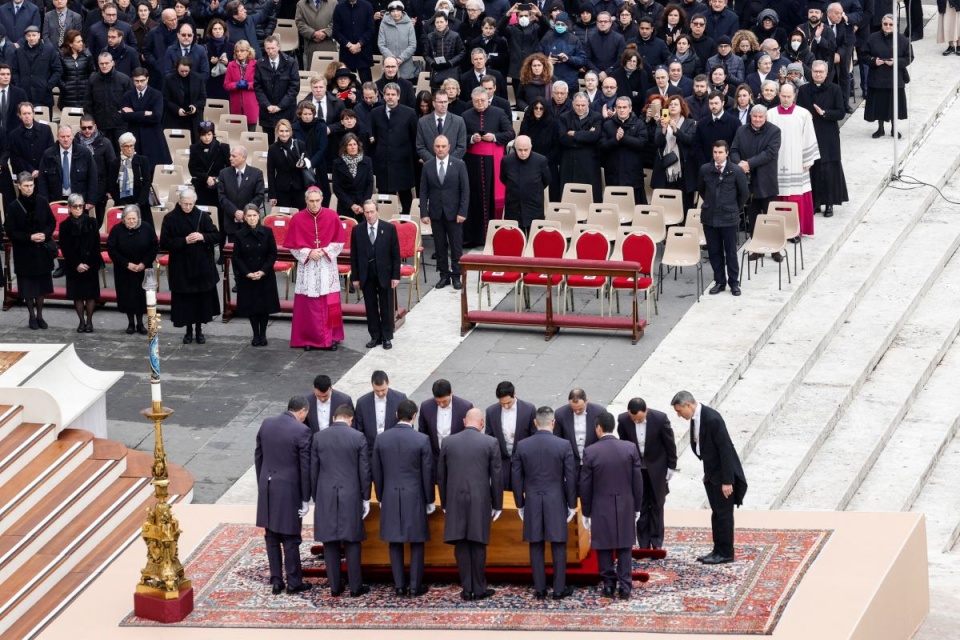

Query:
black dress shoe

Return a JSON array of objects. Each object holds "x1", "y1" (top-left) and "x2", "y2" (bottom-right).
[
  {"x1": 77, "y1": 321, "x2": 86, "y2": 333},
  {"x1": 126, "y1": 325, "x2": 136, "y2": 335},
  {"x1": 252, "y1": 337, "x2": 260, "y2": 346},
  {"x1": 824, "y1": 206, "x2": 834, "y2": 217},
  {"x1": 411, "y1": 585, "x2": 430, "y2": 597},
  {"x1": 552, "y1": 587, "x2": 575, "y2": 600},
  {"x1": 709, "y1": 284, "x2": 726, "y2": 295},
  {"x1": 84, "y1": 322, "x2": 94, "y2": 333},
  {"x1": 436, "y1": 277, "x2": 451, "y2": 289},
  {"x1": 29, "y1": 318, "x2": 39, "y2": 330},
  {"x1": 52, "y1": 266, "x2": 65, "y2": 278},
  {"x1": 136, "y1": 324, "x2": 147, "y2": 335},
  {"x1": 304, "y1": 345, "x2": 315, "y2": 351},
  {"x1": 451, "y1": 278, "x2": 462, "y2": 290},
  {"x1": 383, "y1": 340, "x2": 392, "y2": 350},
  {"x1": 474, "y1": 588, "x2": 495, "y2": 600},
  {"x1": 944, "y1": 45, "x2": 957, "y2": 55},
  {"x1": 730, "y1": 285, "x2": 741, "y2": 296},
  {"x1": 37, "y1": 318, "x2": 48, "y2": 330},
  {"x1": 195, "y1": 332, "x2": 206, "y2": 344},
  {"x1": 318, "y1": 343, "x2": 338, "y2": 351},
  {"x1": 618, "y1": 589, "x2": 631, "y2": 600},
  {"x1": 330, "y1": 587, "x2": 345, "y2": 596},
  {"x1": 349, "y1": 585, "x2": 370, "y2": 597},
  {"x1": 271, "y1": 583, "x2": 284, "y2": 595},
  {"x1": 261, "y1": 337, "x2": 268, "y2": 346},
  {"x1": 231, "y1": 285, "x2": 237, "y2": 293},
  {"x1": 395, "y1": 587, "x2": 410, "y2": 597},
  {"x1": 845, "y1": 105, "x2": 855, "y2": 114},
  {"x1": 872, "y1": 129, "x2": 885, "y2": 139},
  {"x1": 702, "y1": 554, "x2": 735, "y2": 565},
  {"x1": 287, "y1": 583, "x2": 312, "y2": 594},
  {"x1": 601, "y1": 586, "x2": 616, "y2": 598},
  {"x1": 696, "y1": 552, "x2": 716, "y2": 563},
  {"x1": 770, "y1": 252, "x2": 783, "y2": 263},
  {"x1": 183, "y1": 333, "x2": 193, "y2": 344},
  {"x1": 460, "y1": 590, "x2": 474, "y2": 601},
  {"x1": 533, "y1": 590, "x2": 547, "y2": 600},
  {"x1": 365, "y1": 338, "x2": 382, "y2": 348}
]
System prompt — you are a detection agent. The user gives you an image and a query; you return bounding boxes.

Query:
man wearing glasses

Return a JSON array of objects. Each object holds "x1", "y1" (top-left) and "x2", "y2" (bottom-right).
[
  {"x1": 163, "y1": 23, "x2": 209, "y2": 77},
  {"x1": 88, "y1": 2, "x2": 137, "y2": 58},
  {"x1": 75, "y1": 115, "x2": 117, "y2": 229},
  {"x1": 585, "y1": 12, "x2": 625, "y2": 80},
  {"x1": 104, "y1": 27, "x2": 137, "y2": 77},
  {"x1": 85, "y1": 52, "x2": 133, "y2": 148},
  {"x1": 687, "y1": 15, "x2": 715, "y2": 66}
]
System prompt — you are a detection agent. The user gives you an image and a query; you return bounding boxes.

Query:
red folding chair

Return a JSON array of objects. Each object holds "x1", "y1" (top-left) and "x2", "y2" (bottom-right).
[
  {"x1": 339, "y1": 216, "x2": 358, "y2": 301},
  {"x1": 99, "y1": 206, "x2": 125, "y2": 286},
  {"x1": 521, "y1": 226, "x2": 566, "y2": 310},
  {"x1": 609, "y1": 230, "x2": 658, "y2": 319},
  {"x1": 563, "y1": 229, "x2": 611, "y2": 314},
  {"x1": 390, "y1": 219, "x2": 422, "y2": 309},
  {"x1": 263, "y1": 214, "x2": 296, "y2": 299},
  {"x1": 478, "y1": 224, "x2": 526, "y2": 311}
]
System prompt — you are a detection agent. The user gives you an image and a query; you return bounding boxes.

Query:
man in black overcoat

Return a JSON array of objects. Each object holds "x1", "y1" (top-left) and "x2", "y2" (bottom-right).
[
  {"x1": 616, "y1": 398, "x2": 678, "y2": 549},
  {"x1": 512, "y1": 406, "x2": 577, "y2": 600},
  {"x1": 370, "y1": 82, "x2": 418, "y2": 214},
  {"x1": 695, "y1": 91, "x2": 741, "y2": 167},
  {"x1": 254, "y1": 35, "x2": 300, "y2": 143},
  {"x1": 419, "y1": 378, "x2": 474, "y2": 482},
  {"x1": 484, "y1": 380, "x2": 537, "y2": 491},
  {"x1": 578, "y1": 411, "x2": 643, "y2": 599},
  {"x1": 354, "y1": 369, "x2": 407, "y2": 456},
  {"x1": 558, "y1": 92, "x2": 603, "y2": 201},
  {"x1": 305, "y1": 373, "x2": 354, "y2": 433},
  {"x1": 797, "y1": 60, "x2": 848, "y2": 215},
  {"x1": 499, "y1": 135, "x2": 551, "y2": 234},
  {"x1": 372, "y1": 399, "x2": 435, "y2": 597},
  {"x1": 553, "y1": 387, "x2": 606, "y2": 469},
  {"x1": 37, "y1": 125, "x2": 100, "y2": 213},
  {"x1": 255, "y1": 396, "x2": 313, "y2": 594},
  {"x1": 351, "y1": 200, "x2": 402, "y2": 349},
  {"x1": 310, "y1": 404, "x2": 373, "y2": 596},
  {"x1": 671, "y1": 390, "x2": 747, "y2": 564},
  {"x1": 598, "y1": 97, "x2": 648, "y2": 205},
  {"x1": 217, "y1": 145, "x2": 266, "y2": 244},
  {"x1": 419, "y1": 134, "x2": 469, "y2": 289},
  {"x1": 438, "y1": 407, "x2": 503, "y2": 601},
  {"x1": 161, "y1": 58, "x2": 207, "y2": 142},
  {"x1": 120, "y1": 68, "x2": 172, "y2": 167},
  {"x1": 697, "y1": 139, "x2": 749, "y2": 296},
  {"x1": 730, "y1": 105, "x2": 782, "y2": 237}
]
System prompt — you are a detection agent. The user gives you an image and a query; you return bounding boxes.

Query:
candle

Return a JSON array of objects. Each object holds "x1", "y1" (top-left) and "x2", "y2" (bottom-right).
[
  {"x1": 151, "y1": 382, "x2": 162, "y2": 403},
  {"x1": 146, "y1": 290, "x2": 157, "y2": 306}
]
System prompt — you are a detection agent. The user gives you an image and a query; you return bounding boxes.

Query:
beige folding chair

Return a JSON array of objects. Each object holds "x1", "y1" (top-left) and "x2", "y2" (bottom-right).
[
  {"x1": 164, "y1": 129, "x2": 191, "y2": 157},
  {"x1": 310, "y1": 50, "x2": 339, "y2": 71},
  {"x1": 203, "y1": 99, "x2": 230, "y2": 124},
  {"x1": 274, "y1": 19, "x2": 299, "y2": 52},
  {"x1": 740, "y1": 214, "x2": 790, "y2": 290},
  {"x1": 586, "y1": 204, "x2": 619, "y2": 242},
  {"x1": 603, "y1": 186, "x2": 636, "y2": 224},
  {"x1": 249, "y1": 150, "x2": 269, "y2": 187},
  {"x1": 269, "y1": 206, "x2": 297, "y2": 216},
  {"x1": 371, "y1": 55, "x2": 384, "y2": 81},
  {"x1": 658, "y1": 226, "x2": 703, "y2": 302},
  {"x1": 415, "y1": 71, "x2": 432, "y2": 94},
  {"x1": 173, "y1": 147, "x2": 191, "y2": 172},
  {"x1": 34, "y1": 105, "x2": 53, "y2": 124},
  {"x1": 631, "y1": 205, "x2": 666, "y2": 244},
  {"x1": 152, "y1": 165, "x2": 186, "y2": 205},
  {"x1": 544, "y1": 202, "x2": 578, "y2": 240},
  {"x1": 374, "y1": 193, "x2": 401, "y2": 219},
  {"x1": 651, "y1": 188, "x2": 685, "y2": 227},
  {"x1": 198, "y1": 205, "x2": 218, "y2": 231},
  {"x1": 767, "y1": 201, "x2": 803, "y2": 273},
  {"x1": 687, "y1": 208, "x2": 706, "y2": 246},
  {"x1": 218, "y1": 114, "x2": 248, "y2": 141},
  {"x1": 561, "y1": 183, "x2": 593, "y2": 222},
  {"x1": 239, "y1": 131, "x2": 269, "y2": 155}
]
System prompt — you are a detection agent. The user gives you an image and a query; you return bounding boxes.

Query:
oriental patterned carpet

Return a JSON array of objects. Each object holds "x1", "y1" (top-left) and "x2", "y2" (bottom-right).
[{"x1": 120, "y1": 523, "x2": 831, "y2": 634}]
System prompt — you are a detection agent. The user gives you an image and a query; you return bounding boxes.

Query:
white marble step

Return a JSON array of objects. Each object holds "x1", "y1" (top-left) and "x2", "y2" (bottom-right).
[
  {"x1": 781, "y1": 234, "x2": 960, "y2": 511},
  {"x1": 846, "y1": 337, "x2": 960, "y2": 514},
  {"x1": 910, "y1": 427, "x2": 960, "y2": 554}
]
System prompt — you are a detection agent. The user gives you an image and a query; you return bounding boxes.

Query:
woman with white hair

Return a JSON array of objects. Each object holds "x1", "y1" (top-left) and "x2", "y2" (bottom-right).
[
  {"x1": 106, "y1": 205, "x2": 159, "y2": 334},
  {"x1": 59, "y1": 193, "x2": 102, "y2": 333},
  {"x1": 114, "y1": 133, "x2": 153, "y2": 222},
  {"x1": 159, "y1": 188, "x2": 221, "y2": 344}
]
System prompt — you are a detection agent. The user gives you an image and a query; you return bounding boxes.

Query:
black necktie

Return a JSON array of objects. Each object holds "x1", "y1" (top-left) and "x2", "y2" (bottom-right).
[
  {"x1": 436, "y1": 117, "x2": 443, "y2": 133},
  {"x1": 690, "y1": 418, "x2": 701, "y2": 459},
  {"x1": 0, "y1": 89, "x2": 6, "y2": 129}
]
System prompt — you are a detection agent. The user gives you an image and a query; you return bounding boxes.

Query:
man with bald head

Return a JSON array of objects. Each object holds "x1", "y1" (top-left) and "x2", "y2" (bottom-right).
[
  {"x1": 142, "y1": 9, "x2": 179, "y2": 87},
  {"x1": 438, "y1": 406, "x2": 503, "y2": 601},
  {"x1": 499, "y1": 135, "x2": 550, "y2": 234},
  {"x1": 218, "y1": 144, "x2": 266, "y2": 244},
  {"x1": 37, "y1": 124, "x2": 99, "y2": 208}
]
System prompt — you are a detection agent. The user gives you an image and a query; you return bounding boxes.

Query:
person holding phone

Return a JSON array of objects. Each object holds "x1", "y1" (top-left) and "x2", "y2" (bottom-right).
[{"x1": 537, "y1": 12, "x2": 586, "y2": 88}]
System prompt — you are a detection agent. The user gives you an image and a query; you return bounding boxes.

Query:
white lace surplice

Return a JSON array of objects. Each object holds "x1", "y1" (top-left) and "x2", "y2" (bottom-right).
[{"x1": 290, "y1": 213, "x2": 343, "y2": 300}]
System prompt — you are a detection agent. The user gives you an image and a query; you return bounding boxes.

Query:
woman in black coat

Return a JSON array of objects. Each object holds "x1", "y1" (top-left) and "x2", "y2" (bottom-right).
[
  {"x1": 519, "y1": 97, "x2": 561, "y2": 201},
  {"x1": 652, "y1": 94, "x2": 698, "y2": 213},
  {"x1": 3, "y1": 173, "x2": 55, "y2": 330},
  {"x1": 59, "y1": 194, "x2": 103, "y2": 333},
  {"x1": 106, "y1": 205, "x2": 159, "y2": 334},
  {"x1": 202, "y1": 18, "x2": 232, "y2": 101},
  {"x1": 292, "y1": 101, "x2": 332, "y2": 206},
  {"x1": 159, "y1": 188, "x2": 221, "y2": 344},
  {"x1": 610, "y1": 48, "x2": 651, "y2": 110},
  {"x1": 862, "y1": 17, "x2": 912, "y2": 138},
  {"x1": 424, "y1": 13, "x2": 465, "y2": 88},
  {"x1": 115, "y1": 133, "x2": 153, "y2": 222},
  {"x1": 162, "y1": 60, "x2": 207, "y2": 142},
  {"x1": 59, "y1": 31, "x2": 93, "y2": 109},
  {"x1": 233, "y1": 204, "x2": 281, "y2": 346},
  {"x1": 267, "y1": 119, "x2": 308, "y2": 210},
  {"x1": 331, "y1": 133, "x2": 374, "y2": 221},
  {"x1": 189, "y1": 121, "x2": 232, "y2": 209}
]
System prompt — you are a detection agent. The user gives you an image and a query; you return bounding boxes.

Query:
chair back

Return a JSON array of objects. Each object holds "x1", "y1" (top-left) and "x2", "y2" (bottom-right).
[
  {"x1": 586, "y1": 204, "x2": 619, "y2": 241},
  {"x1": 198, "y1": 205, "x2": 218, "y2": 230},
  {"x1": 767, "y1": 201, "x2": 800, "y2": 240},
  {"x1": 544, "y1": 202, "x2": 577, "y2": 238},
  {"x1": 651, "y1": 188, "x2": 685, "y2": 226},
  {"x1": 218, "y1": 114, "x2": 248, "y2": 141},
  {"x1": 523, "y1": 219, "x2": 561, "y2": 256},
  {"x1": 750, "y1": 214, "x2": 786, "y2": 253},
  {"x1": 340, "y1": 216, "x2": 357, "y2": 253},
  {"x1": 250, "y1": 151, "x2": 269, "y2": 186},
  {"x1": 240, "y1": 131, "x2": 269, "y2": 155},
  {"x1": 603, "y1": 186, "x2": 635, "y2": 224},
  {"x1": 58, "y1": 107, "x2": 83, "y2": 131},
  {"x1": 631, "y1": 205, "x2": 666, "y2": 244},
  {"x1": 375, "y1": 193, "x2": 401, "y2": 220},
  {"x1": 621, "y1": 232, "x2": 656, "y2": 275},
  {"x1": 661, "y1": 226, "x2": 701, "y2": 267},
  {"x1": 274, "y1": 19, "x2": 299, "y2": 52},
  {"x1": 203, "y1": 99, "x2": 230, "y2": 124},
  {"x1": 263, "y1": 214, "x2": 292, "y2": 245},
  {"x1": 50, "y1": 201, "x2": 70, "y2": 238},
  {"x1": 527, "y1": 226, "x2": 566, "y2": 259},
  {"x1": 490, "y1": 225, "x2": 526, "y2": 258},
  {"x1": 481, "y1": 219, "x2": 520, "y2": 254},
  {"x1": 105, "y1": 206, "x2": 125, "y2": 233},
  {"x1": 561, "y1": 183, "x2": 593, "y2": 221},
  {"x1": 310, "y1": 50, "x2": 339, "y2": 71},
  {"x1": 390, "y1": 219, "x2": 419, "y2": 261},
  {"x1": 686, "y1": 208, "x2": 706, "y2": 246},
  {"x1": 573, "y1": 229, "x2": 611, "y2": 261}
]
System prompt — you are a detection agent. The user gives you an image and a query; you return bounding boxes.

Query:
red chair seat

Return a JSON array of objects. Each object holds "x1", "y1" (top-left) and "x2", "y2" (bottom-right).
[
  {"x1": 337, "y1": 264, "x2": 351, "y2": 275},
  {"x1": 157, "y1": 254, "x2": 170, "y2": 266},
  {"x1": 399, "y1": 264, "x2": 417, "y2": 277},
  {"x1": 611, "y1": 275, "x2": 653, "y2": 290},
  {"x1": 481, "y1": 270, "x2": 522, "y2": 284},
  {"x1": 566, "y1": 274, "x2": 608, "y2": 288},
  {"x1": 273, "y1": 260, "x2": 293, "y2": 272},
  {"x1": 522, "y1": 273, "x2": 563, "y2": 286}
]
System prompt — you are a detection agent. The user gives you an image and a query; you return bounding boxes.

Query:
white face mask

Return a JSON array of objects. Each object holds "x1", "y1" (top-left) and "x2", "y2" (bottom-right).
[
  {"x1": 790, "y1": 41, "x2": 800, "y2": 51},
  {"x1": 518, "y1": 16, "x2": 530, "y2": 27}
]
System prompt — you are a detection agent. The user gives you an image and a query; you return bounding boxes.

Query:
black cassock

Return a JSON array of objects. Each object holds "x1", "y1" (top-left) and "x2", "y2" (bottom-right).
[
  {"x1": 159, "y1": 206, "x2": 221, "y2": 326},
  {"x1": 797, "y1": 81, "x2": 849, "y2": 209},
  {"x1": 462, "y1": 105, "x2": 514, "y2": 247},
  {"x1": 106, "y1": 223, "x2": 159, "y2": 314}
]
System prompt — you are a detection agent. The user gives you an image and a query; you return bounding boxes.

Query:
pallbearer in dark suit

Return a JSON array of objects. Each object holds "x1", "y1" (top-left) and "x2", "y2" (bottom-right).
[
  {"x1": 617, "y1": 398, "x2": 678, "y2": 549},
  {"x1": 553, "y1": 388, "x2": 606, "y2": 470},
  {"x1": 484, "y1": 380, "x2": 536, "y2": 491},
  {"x1": 305, "y1": 374, "x2": 354, "y2": 433},
  {"x1": 255, "y1": 396, "x2": 313, "y2": 595},
  {"x1": 419, "y1": 134, "x2": 469, "y2": 290},
  {"x1": 438, "y1": 408, "x2": 503, "y2": 601},
  {"x1": 350, "y1": 200, "x2": 402, "y2": 350},
  {"x1": 418, "y1": 379, "x2": 474, "y2": 482},
  {"x1": 671, "y1": 390, "x2": 747, "y2": 565},
  {"x1": 310, "y1": 404, "x2": 373, "y2": 597},
  {"x1": 512, "y1": 406, "x2": 578, "y2": 600},
  {"x1": 372, "y1": 399, "x2": 436, "y2": 597},
  {"x1": 354, "y1": 370, "x2": 407, "y2": 456},
  {"x1": 579, "y1": 411, "x2": 643, "y2": 600}
]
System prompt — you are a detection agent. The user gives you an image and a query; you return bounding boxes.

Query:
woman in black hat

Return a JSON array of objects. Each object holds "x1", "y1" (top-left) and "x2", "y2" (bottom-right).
[{"x1": 332, "y1": 67, "x2": 359, "y2": 109}]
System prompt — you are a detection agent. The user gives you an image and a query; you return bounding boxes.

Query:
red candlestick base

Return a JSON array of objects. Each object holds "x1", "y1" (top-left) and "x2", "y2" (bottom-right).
[{"x1": 133, "y1": 587, "x2": 194, "y2": 623}]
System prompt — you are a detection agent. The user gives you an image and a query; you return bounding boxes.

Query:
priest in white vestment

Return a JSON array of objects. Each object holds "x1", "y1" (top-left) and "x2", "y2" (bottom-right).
[{"x1": 766, "y1": 82, "x2": 820, "y2": 237}]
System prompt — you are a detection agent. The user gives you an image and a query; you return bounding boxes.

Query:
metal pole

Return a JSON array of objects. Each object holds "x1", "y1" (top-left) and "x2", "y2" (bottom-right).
[{"x1": 891, "y1": 2, "x2": 900, "y2": 177}]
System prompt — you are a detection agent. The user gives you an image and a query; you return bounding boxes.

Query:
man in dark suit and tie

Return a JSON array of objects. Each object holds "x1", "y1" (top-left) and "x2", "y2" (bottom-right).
[
  {"x1": 305, "y1": 374, "x2": 354, "y2": 433},
  {"x1": 419, "y1": 134, "x2": 469, "y2": 290},
  {"x1": 37, "y1": 125, "x2": 100, "y2": 211},
  {"x1": 42, "y1": 0, "x2": 83, "y2": 48},
  {"x1": 255, "y1": 35, "x2": 301, "y2": 143},
  {"x1": 120, "y1": 68, "x2": 171, "y2": 167},
  {"x1": 307, "y1": 74, "x2": 344, "y2": 126},
  {"x1": 617, "y1": 397, "x2": 678, "y2": 549},
  {"x1": 553, "y1": 388, "x2": 606, "y2": 470},
  {"x1": 579, "y1": 411, "x2": 643, "y2": 599},
  {"x1": 415, "y1": 89, "x2": 467, "y2": 164},
  {"x1": 310, "y1": 404, "x2": 373, "y2": 596},
  {"x1": 354, "y1": 369, "x2": 407, "y2": 456},
  {"x1": 438, "y1": 407, "x2": 503, "y2": 601},
  {"x1": 372, "y1": 399, "x2": 435, "y2": 597},
  {"x1": 484, "y1": 380, "x2": 536, "y2": 491},
  {"x1": 418, "y1": 378, "x2": 473, "y2": 481},
  {"x1": 671, "y1": 390, "x2": 747, "y2": 565},
  {"x1": 698, "y1": 139, "x2": 748, "y2": 296},
  {"x1": 350, "y1": 200, "x2": 401, "y2": 350},
  {"x1": 512, "y1": 406, "x2": 577, "y2": 600},
  {"x1": 255, "y1": 396, "x2": 313, "y2": 595},
  {"x1": 459, "y1": 48, "x2": 508, "y2": 100},
  {"x1": 217, "y1": 145, "x2": 266, "y2": 244}
]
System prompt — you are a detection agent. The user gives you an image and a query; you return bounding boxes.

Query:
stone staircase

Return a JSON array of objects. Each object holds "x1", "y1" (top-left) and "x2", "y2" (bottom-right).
[{"x1": 0, "y1": 405, "x2": 193, "y2": 640}]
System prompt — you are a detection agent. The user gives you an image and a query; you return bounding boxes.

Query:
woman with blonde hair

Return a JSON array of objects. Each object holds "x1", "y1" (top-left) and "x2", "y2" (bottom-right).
[
  {"x1": 516, "y1": 53, "x2": 554, "y2": 111},
  {"x1": 732, "y1": 29, "x2": 761, "y2": 69},
  {"x1": 224, "y1": 39, "x2": 259, "y2": 128}
]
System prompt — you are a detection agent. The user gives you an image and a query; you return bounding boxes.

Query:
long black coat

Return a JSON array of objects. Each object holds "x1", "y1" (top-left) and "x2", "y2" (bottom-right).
[
  {"x1": 599, "y1": 114, "x2": 648, "y2": 195},
  {"x1": 106, "y1": 222, "x2": 159, "y2": 314},
  {"x1": 84, "y1": 70, "x2": 133, "y2": 132},
  {"x1": 255, "y1": 411, "x2": 312, "y2": 536},
  {"x1": 694, "y1": 405, "x2": 747, "y2": 506},
  {"x1": 9, "y1": 124, "x2": 55, "y2": 177},
  {"x1": 578, "y1": 434, "x2": 643, "y2": 550},
  {"x1": 797, "y1": 81, "x2": 845, "y2": 162},
  {"x1": 310, "y1": 421, "x2": 372, "y2": 542},
  {"x1": 12, "y1": 41, "x2": 62, "y2": 108},
  {"x1": 518, "y1": 112, "x2": 559, "y2": 166},
  {"x1": 188, "y1": 140, "x2": 231, "y2": 207},
  {"x1": 558, "y1": 110, "x2": 603, "y2": 201},
  {"x1": 354, "y1": 388, "x2": 407, "y2": 455},
  {"x1": 3, "y1": 195, "x2": 55, "y2": 277},
  {"x1": 254, "y1": 52, "x2": 300, "y2": 131},
  {"x1": 59, "y1": 50, "x2": 94, "y2": 108},
  {"x1": 369, "y1": 103, "x2": 418, "y2": 192},
  {"x1": 158, "y1": 205, "x2": 220, "y2": 294},
  {"x1": 652, "y1": 117, "x2": 699, "y2": 193},
  {"x1": 438, "y1": 426, "x2": 503, "y2": 544},
  {"x1": 120, "y1": 86, "x2": 172, "y2": 166},
  {"x1": 266, "y1": 139, "x2": 307, "y2": 196},
  {"x1": 232, "y1": 224, "x2": 281, "y2": 317},
  {"x1": 697, "y1": 160, "x2": 749, "y2": 227},
  {"x1": 331, "y1": 155, "x2": 375, "y2": 218},
  {"x1": 730, "y1": 121, "x2": 782, "y2": 200},
  {"x1": 59, "y1": 214, "x2": 102, "y2": 300},
  {"x1": 695, "y1": 111, "x2": 741, "y2": 167},
  {"x1": 161, "y1": 71, "x2": 207, "y2": 139},
  {"x1": 372, "y1": 422, "x2": 434, "y2": 543},
  {"x1": 499, "y1": 152, "x2": 550, "y2": 229},
  {"x1": 511, "y1": 429, "x2": 577, "y2": 543},
  {"x1": 616, "y1": 408, "x2": 678, "y2": 503},
  {"x1": 484, "y1": 398, "x2": 537, "y2": 491}
]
